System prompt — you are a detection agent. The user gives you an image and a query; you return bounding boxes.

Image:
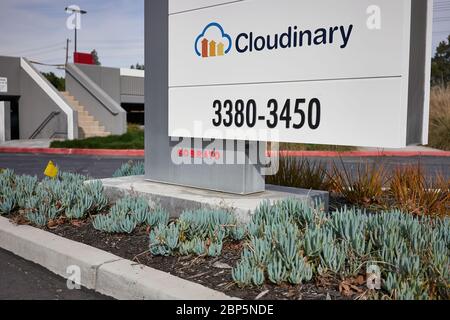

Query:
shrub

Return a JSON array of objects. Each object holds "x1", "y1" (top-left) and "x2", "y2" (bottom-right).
[{"x1": 50, "y1": 125, "x2": 144, "y2": 150}]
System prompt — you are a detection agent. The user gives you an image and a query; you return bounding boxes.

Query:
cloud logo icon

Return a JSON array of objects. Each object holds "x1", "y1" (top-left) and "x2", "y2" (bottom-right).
[{"x1": 195, "y1": 22, "x2": 232, "y2": 58}]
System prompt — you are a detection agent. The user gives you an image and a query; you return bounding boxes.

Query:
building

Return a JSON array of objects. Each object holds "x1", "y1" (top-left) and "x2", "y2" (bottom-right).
[{"x1": 0, "y1": 55, "x2": 144, "y2": 142}]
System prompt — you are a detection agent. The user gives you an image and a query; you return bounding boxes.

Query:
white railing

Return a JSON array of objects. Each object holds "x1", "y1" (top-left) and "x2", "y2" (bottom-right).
[{"x1": 20, "y1": 58, "x2": 76, "y2": 140}]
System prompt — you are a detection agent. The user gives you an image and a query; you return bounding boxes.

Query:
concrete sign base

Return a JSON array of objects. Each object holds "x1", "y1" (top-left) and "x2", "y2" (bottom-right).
[
  {"x1": 145, "y1": 0, "x2": 266, "y2": 194},
  {"x1": 99, "y1": 176, "x2": 329, "y2": 223}
]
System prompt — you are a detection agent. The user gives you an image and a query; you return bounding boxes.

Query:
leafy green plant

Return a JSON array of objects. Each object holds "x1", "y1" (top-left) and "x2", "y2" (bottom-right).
[{"x1": 50, "y1": 125, "x2": 144, "y2": 150}]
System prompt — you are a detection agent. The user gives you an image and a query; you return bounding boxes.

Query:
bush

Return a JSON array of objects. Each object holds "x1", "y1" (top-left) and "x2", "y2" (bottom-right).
[{"x1": 50, "y1": 125, "x2": 144, "y2": 150}]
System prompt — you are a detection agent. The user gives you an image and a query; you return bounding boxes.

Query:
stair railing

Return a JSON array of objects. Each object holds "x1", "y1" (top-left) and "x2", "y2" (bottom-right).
[{"x1": 29, "y1": 111, "x2": 61, "y2": 139}]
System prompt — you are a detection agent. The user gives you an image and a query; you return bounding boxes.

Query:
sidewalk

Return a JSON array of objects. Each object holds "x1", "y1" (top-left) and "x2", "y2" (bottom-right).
[
  {"x1": 0, "y1": 139, "x2": 53, "y2": 148},
  {"x1": 357, "y1": 145, "x2": 443, "y2": 153}
]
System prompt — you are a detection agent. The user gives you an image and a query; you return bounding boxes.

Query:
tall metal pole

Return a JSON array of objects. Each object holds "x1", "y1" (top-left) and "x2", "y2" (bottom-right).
[
  {"x1": 65, "y1": 38, "x2": 70, "y2": 65},
  {"x1": 65, "y1": 7, "x2": 87, "y2": 55},
  {"x1": 74, "y1": 27, "x2": 77, "y2": 54}
]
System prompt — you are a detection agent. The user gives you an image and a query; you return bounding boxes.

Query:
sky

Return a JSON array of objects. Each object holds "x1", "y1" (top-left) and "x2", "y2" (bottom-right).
[
  {"x1": 0, "y1": 0, "x2": 144, "y2": 74},
  {"x1": 0, "y1": 0, "x2": 450, "y2": 75}
]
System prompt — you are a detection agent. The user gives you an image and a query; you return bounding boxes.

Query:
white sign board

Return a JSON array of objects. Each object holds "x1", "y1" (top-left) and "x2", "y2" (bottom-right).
[
  {"x1": 168, "y1": 0, "x2": 432, "y2": 148},
  {"x1": 0, "y1": 77, "x2": 7, "y2": 93}
]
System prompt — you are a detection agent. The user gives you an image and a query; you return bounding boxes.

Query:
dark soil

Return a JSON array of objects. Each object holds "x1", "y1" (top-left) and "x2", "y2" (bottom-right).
[{"x1": 28, "y1": 218, "x2": 350, "y2": 301}]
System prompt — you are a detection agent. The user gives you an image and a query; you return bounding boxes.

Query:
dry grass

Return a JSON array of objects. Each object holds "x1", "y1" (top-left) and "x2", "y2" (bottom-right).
[
  {"x1": 429, "y1": 86, "x2": 450, "y2": 151},
  {"x1": 327, "y1": 160, "x2": 390, "y2": 209},
  {"x1": 388, "y1": 166, "x2": 449, "y2": 217},
  {"x1": 266, "y1": 157, "x2": 331, "y2": 191},
  {"x1": 266, "y1": 157, "x2": 449, "y2": 216}
]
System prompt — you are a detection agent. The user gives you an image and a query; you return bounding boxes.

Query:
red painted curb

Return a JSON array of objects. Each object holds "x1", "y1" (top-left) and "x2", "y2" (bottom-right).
[
  {"x1": 269, "y1": 150, "x2": 450, "y2": 158},
  {"x1": 0, "y1": 147, "x2": 449, "y2": 158}
]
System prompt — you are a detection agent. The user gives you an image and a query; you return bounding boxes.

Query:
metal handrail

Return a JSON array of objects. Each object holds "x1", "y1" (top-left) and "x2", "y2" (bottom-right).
[
  {"x1": 65, "y1": 64, "x2": 120, "y2": 116},
  {"x1": 29, "y1": 111, "x2": 61, "y2": 139}
]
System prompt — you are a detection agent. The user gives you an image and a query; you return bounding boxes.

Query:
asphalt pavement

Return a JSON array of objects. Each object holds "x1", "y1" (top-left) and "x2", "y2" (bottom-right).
[
  {"x1": 0, "y1": 153, "x2": 140, "y2": 179},
  {"x1": 0, "y1": 153, "x2": 129, "y2": 300},
  {"x1": 0, "y1": 153, "x2": 448, "y2": 180},
  {"x1": 0, "y1": 248, "x2": 111, "y2": 300}
]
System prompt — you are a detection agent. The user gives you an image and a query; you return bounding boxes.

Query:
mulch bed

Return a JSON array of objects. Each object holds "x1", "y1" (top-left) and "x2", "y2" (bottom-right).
[
  {"x1": 4, "y1": 194, "x2": 368, "y2": 300},
  {"x1": 29, "y1": 219, "x2": 350, "y2": 300}
]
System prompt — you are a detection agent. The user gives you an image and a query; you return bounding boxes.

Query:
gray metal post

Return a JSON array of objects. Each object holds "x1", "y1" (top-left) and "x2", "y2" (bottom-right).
[{"x1": 144, "y1": 0, "x2": 265, "y2": 195}]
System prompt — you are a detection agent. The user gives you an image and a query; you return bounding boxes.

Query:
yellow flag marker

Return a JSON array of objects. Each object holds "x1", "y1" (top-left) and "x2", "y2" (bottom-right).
[{"x1": 44, "y1": 161, "x2": 59, "y2": 178}]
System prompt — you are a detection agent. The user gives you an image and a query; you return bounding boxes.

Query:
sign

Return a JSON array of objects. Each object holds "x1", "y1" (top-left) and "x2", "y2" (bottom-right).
[
  {"x1": 168, "y1": 0, "x2": 433, "y2": 148},
  {"x1": 44, "y1": 161, "x2": 59, "y2": 178},
  {"x1": 0, "y1": 77, "x2": 7, "y2": 93},
  {"x1": 74, "y1": 52, "x2": 94, "y2": 65}
]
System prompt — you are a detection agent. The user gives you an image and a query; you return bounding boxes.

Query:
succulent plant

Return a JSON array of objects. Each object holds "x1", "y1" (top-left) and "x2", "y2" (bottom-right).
[
  {"x1": 267, "y1": 255, "x2": 287, "y2": 285},
  {"x1": 288, "y1": 255, "x2": 313, "y2": 285},
  {"x1": 113, "y1": 161, "x2": 145, "y2": 178},
  {"x1": 25, "y1": 203, "x2": 59, "y2": 227},
  {"x1": 93, "y1": 196, "x2": 153, "y2": 234},
  {"x1": 148, "y1": 208, "x2": 243, "y2": 258},
  {"x1": 232, "y1": 258, "x2": 253, "y2": 287},
  {"x1": 146, "y1": 207, "x2": 169, "y2": 228},
  {"x1": 319, "y1": 242, "x2": 346, "y2": 274},
  {"x1": 0, "y1": 197, "x2": 15, "y2": 215},
  {"x1": 26, "y1": 212, "x2": 49, "y2": 227},
  {"x1": 251, "y1": 267, "x2": 265, "y2": 286},
  {"x1": 230, "y1": 224, "x2": 247, "y2": 241}
]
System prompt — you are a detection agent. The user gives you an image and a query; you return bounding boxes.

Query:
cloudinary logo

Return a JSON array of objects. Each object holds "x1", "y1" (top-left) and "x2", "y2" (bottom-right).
[{"x1": 195, "y1": 22, "x2": 354, "y2": 58}]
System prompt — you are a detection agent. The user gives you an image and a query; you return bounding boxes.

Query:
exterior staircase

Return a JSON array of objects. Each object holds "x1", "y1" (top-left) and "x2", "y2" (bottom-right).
[{"x1": 61, "y1": 92, "x2": 111, "y2": 139}]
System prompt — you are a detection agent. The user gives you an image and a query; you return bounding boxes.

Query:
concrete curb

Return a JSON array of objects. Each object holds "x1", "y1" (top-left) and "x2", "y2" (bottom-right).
[
  {"x1": 1, "y1": 147, "x2": 449, "y2": 158},
  {"x1": 273, "y1": 150, "x2": 450, "y2": 157},
  {"x1": 99, "y1": 176, "x2": 329, "y2": 223},
  {"x1": 0, "y1": 217, "x2": 236, "y2": 300}
]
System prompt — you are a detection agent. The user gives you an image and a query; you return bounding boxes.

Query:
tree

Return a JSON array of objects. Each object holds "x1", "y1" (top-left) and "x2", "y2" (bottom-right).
[
  {"x1": 42, "y1": 72, "x2": 65, "y2": 91},
  {"x1": 431, "y1": 35, "x2": 450, "y2": 86},
  {"x1": 130, "y1": 63, "x2": 144, "y2": 70},
  {"x1": 91, "y1": 49, "x2": 101, "y2": 65}
]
